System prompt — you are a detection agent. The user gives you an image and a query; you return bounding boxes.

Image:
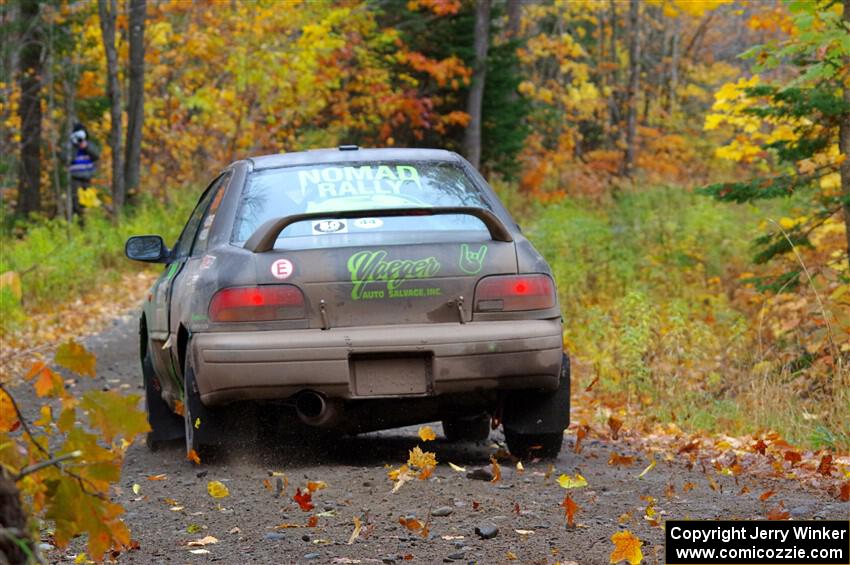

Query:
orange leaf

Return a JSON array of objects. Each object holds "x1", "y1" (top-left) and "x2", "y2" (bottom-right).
[
  {"x1": 186, "y1": 450, "x2": 201, "y2": 465},
  {"x1": 293, "y1": 488, "x2": 314, "y2": 511},
  {"x1": 608, "y1": 453, "x2": 634, "y2": 466},
  {"x1": 55, "y1": 340, "x2": 96, "y2": 377},
  {"x1": 173, "y1": 400, "x2": 185, "y2": 417},
  {"x1": 0, "y1": 388, "x2": 20, "y2": 432},
  {"x1": 490, "y1": 455, "x2": 501, "y2": 483},
  {"x1": 32, "y1": 365, "x2": 64, "y2": 398},
  {"x1": 399, "y1": 517, "x2": 423, "y2": 532},
  {"x1": 306, "y1": 516, "x2": 318, "y2": 528},
  {"x1": 784, "y1": 450, "x2": 801, "y2": 465},
  {"x1": 817, "y1": 454, "x2": 834, "y2": 477},
  {"x1": 306, "y1": 481, "x2": 327, "y2": 492},
  {"x1": 767, "y1": 503, "x2": 790, "y2": 521},
  {"x1": 561, "y1": 494, "x2": 579, "y2": 528},
  {"x1": 610, "y1": 530, "x2": 643, "y2": 564},
  {"x1": 839, "y1": 481, "x2": 849, "y2": 502},
  {"x1": 585, "y1": 375, "x2": 599, "y2": 392},
  {"x1": 147, "y1": 474, "x2": 167, "y2": 481},
  {"x1": 759, "y1": 490, "x2": 775, "y2": 501},
  {"x1": 682, "y1": 482, "x2": 695, "y2": 492},
  {"x1": 608, "y1": 417, "x2": 623, "y2": 440},
  {"x1": 574, "y1": 425, "x2": 588, "y2": 454},
  {"x1": 752, "y1": 439, "x2": 767, "y2": 455}
]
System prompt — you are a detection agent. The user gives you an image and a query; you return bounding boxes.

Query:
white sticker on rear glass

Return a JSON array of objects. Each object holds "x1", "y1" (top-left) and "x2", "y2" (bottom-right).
[
  {"x1": 354, "y1": 217, "x2": 383, "y2": 229},
  {"x1": 270, "y1": 258, "x2": 294, "y2": 279},
  {"x1": 312, "y1": 220, "x2": 348, "y2": 235}
]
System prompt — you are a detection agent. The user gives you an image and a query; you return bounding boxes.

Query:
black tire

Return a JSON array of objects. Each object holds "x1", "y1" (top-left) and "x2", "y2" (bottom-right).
[
  {"x1": 142, "y1": 331, "x2": 184, "y2": 450},
  {"x1": 442, "y1": 414, "x2": 490, "y2": 442},
  {"x1": 504, "y1": 429, "x2": 564, "y2": 459}
]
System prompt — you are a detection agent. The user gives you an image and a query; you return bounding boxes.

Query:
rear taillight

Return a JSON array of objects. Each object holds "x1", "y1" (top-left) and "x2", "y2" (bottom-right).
[
  {"x1": 209, "y1": 286, "x2": 305, "y2": 322},
  {"x1": 474, "y1": 274, "x2": 556, "y2": 312}
]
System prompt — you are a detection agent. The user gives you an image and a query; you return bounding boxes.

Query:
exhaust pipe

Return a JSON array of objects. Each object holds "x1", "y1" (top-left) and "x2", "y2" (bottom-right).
[{"x1": 295, "y1": 391, "x2": 342, "y2": 428}]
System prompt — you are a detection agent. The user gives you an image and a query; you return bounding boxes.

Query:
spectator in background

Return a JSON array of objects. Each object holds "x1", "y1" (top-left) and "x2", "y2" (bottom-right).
[{"x1": 68, "y1": 122, "x2": 100, "y2": 216}]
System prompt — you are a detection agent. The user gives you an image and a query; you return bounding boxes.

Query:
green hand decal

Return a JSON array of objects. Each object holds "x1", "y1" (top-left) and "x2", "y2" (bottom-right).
[{"x1": 459, "y1": 244, "x2": 488, "y2": 275}]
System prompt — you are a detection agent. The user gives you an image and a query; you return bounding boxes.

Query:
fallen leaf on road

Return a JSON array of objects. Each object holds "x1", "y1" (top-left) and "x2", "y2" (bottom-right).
[
  {"x1": 418, "y1": 425, "x2": 436, "y2": 442},
  {"x1": 637, "y1": 457, "x2": 656, "y2": 479},
  {"x1": 307, "y1": 480, "x2": 327, "y2": 492},
  {"x1": 683, "y1": 481, "x2": 695, "y2": 492},
  {"x1": 759, "y1": 490, "x2": 775, "y2": 501},
  {"x1": 558, "y1": 473, "x2": 588, "y2": 489},
  {"x1": 562, "y1": 495, "x2": 579, "y2": 528},
  {"x1": 490, "y1": 455, "x2": 501, "y2": 483},
  {"x1": 608, "y1": 416, "x2": 623, "y2": 440},
  {"x1": 399, "y1": 517, "x2": 424, "y2": 533},
  {"x1": 516, "y1": 461, "x2": 524, "y2": 473},
  {"x1": 207, "y1": 481, "x2": 229, "y2": 498},
  {"x1": 187, "y1": 524, "x2": 203, "y2": 533},
  {"x1": 189, "y1": 549, "x2": 210, "y2": 555},
  {"x1": 767, "y1": 502, "x2": 790, "y2": 520},
  {"x1": 348, "y1": 516, "x2": 362, "y2": 544},
  {"x1": 840, "y1": 481, "x2": 850, "y2": 502},
  {"x1": 170, "y1": 506, "x2": 184, "y2": 512},
  {"x1": 784, "y1": 450, "x2": 802, "y2": 465},
  {"x1": 610, "y1": 530, "x2": 643, "y2": 564},
  {"x1": 441, "y1": 535, "x2": 464, "y2": 540},
  {"x1": 307, "y1": 516, "x2": 318, "y2": 528},
  {"x1": 132, "y1": 483, "x2": 141, "y2": 495},
  {"x1": 608, "y1": 453, "x2": 634, "y2": 466},
  {"x1": 293, "y1": 488, "x2": 314, "y2": 511},
  {"x1": 186, "y1": 449, "x2": 201, "y2": 465},
  {"x1": 187, "y1": 535, "x2": 219, "y2": 547},
  {"x1": 506, "y1": 551, "x2": 518, "y2": 560},
  {"x1": 448, "y1": 462, "x2": 466, "y2": 473},
  {"x1": 817, "y1": 454, "x2": 834, "y2": 477},
  {"x1": 514, "y1": 529, "x2": 534, "y2": 536},
  {"x1": 147, "y1": 474, "x2": 167, "y2": 481},
  {"x1": 574, "y1": 425, "x2": 589, "y2": 453},
  {"x1": 229, "y1": 527, "x2": 240, "y2": 534}
]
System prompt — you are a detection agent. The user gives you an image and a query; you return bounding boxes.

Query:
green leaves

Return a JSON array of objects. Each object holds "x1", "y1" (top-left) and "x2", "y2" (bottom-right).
[
  {"x1": 56, "y1": 340, "x2": 97, "y2": 377},
  {"x1": 79, "y1": 390, "x2": 150, "y2": 444}
]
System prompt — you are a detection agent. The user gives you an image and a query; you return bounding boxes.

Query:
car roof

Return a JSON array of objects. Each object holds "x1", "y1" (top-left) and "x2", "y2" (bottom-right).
[{"x1": 246, "y1": 147, "x2": 463, "y2": 171}]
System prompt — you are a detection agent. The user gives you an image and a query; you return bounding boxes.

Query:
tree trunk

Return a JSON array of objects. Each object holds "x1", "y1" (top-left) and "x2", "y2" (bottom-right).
[
  {"x1": 16, "y1": 0, "x2": 43, "y2": 216},
  {"x1": 124, "y1": 0, "x2": 145, "y2": 202},
  {"x1": 607, "y1": 0, "x2": 620, "y2": 144},
  {"x1": 621, "y1": 0, "x2": 641, "y2": 177},
  {"x1": 666, "y1": 17, "x2": 680, "y2": 114},
  {"x1": 462, "y1": 0, "x2": 491, "y2": 171},
  {"x1": 841, "y1": 0, "x2": 850, "y2": 272},
  {"x1": 98, "y1": 0, "x2": 125, "y2": 213}
]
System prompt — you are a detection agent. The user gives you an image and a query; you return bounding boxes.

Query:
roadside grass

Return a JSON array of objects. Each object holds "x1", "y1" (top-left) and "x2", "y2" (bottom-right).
[
  {"x1": 0, "y1": 192, "x2": 196, "y2": 335},
  {"x1": 525, "y1": 186, "x2": 849, "y2": 451}
]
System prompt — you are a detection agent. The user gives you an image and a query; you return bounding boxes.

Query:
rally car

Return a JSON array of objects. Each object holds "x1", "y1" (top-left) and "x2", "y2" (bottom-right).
[{"x1": 125, "y1": 147, "x2": 570, "y2": 459}]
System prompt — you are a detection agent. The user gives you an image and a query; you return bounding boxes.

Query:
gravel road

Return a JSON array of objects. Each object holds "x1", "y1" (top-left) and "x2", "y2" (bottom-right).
[{"x1": 27, "y1": 315, "x2": 848, "y2": 564}]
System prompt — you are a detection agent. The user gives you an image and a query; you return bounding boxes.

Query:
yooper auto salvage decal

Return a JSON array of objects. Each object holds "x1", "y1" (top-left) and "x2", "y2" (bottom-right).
[{"x1": 347, "y1": 250, "x2": 441, "y2": 300}]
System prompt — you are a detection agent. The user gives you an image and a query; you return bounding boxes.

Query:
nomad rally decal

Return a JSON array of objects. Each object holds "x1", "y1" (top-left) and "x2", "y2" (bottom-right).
[
  {"x1": 347, "y1": 250, "x2": 442, "y2": 300},
  {"x1": 298, "y1": 165, "x2": 422, "y2": 199}
]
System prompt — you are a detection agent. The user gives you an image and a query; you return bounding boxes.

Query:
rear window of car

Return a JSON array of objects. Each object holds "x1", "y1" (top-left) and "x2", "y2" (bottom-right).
[{"x1": 231, "y1": 161, "x2": 492, "y2": 246}]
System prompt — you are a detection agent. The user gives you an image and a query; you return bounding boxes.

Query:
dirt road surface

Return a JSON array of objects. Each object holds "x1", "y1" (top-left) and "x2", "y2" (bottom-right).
[{"x1": 19, "y1": 315, "x2": 848, "y2": 564}]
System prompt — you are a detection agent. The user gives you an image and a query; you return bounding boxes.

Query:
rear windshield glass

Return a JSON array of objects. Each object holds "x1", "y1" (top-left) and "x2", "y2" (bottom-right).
[{"x1": 232, "y1": 161, "x2": 491, "y2": 245}]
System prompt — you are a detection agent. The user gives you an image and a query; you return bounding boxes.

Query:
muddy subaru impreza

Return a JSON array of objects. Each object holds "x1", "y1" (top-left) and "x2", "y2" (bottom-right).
[{"x1": 126, "y1": 147, "x2": 569, "y2": 459}]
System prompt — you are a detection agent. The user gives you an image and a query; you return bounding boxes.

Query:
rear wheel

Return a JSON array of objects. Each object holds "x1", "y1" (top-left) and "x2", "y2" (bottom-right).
[
  {"x1": 504, "y1": 430, "x2": 563, "y2": 459},
  {"x1": 442, "y1": 414, "x2": 490, "y2": 442},
  {"x1": 142, "y1": 330, "x2": 183, "y2": 451}
]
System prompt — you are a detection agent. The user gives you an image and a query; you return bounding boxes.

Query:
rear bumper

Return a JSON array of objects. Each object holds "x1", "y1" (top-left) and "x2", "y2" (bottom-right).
[{"x1": 191, "y1": 319, "x2": 563, "y2": 405}]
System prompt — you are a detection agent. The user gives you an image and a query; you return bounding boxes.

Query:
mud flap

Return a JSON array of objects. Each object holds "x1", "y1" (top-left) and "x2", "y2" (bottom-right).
[
  {"x1": 502, "y1": 354, "x2": 570, "y2": 435},
  {"x1": 143, "y1": 345, "x2": 184, "y2": 444}
]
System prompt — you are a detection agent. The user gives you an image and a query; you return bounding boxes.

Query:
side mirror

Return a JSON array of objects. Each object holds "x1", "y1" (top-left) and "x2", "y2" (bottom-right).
[{"x1": 125, "y1": 235, "x2": 169, "y2": 263}]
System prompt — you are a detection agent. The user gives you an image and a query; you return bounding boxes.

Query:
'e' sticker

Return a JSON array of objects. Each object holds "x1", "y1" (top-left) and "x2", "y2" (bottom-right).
[
  {"x1": 270, "y1": 259, "x2": 294, "y2": 279},
  {"x1": 354, "y1": 217, "x2": 383, "y2": 229},
  {"x1": 312, "y1": 220, "x2": 347, "y2": 235}
]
